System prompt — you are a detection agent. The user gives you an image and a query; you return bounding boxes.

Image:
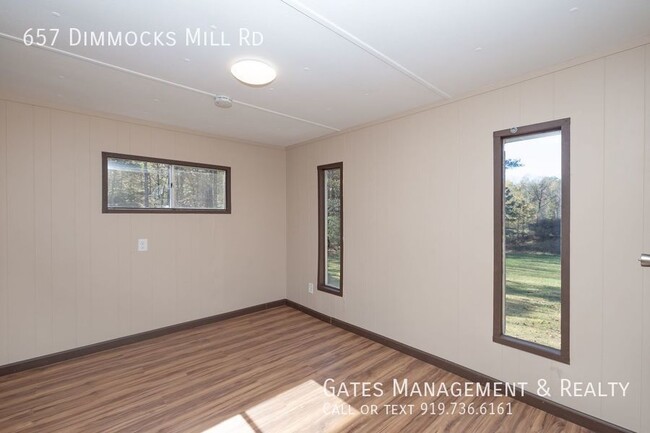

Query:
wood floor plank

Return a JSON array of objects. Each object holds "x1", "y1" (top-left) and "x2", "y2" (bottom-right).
[{"x1": 0, "y1": 307, "x2": 593, "y2": 432}]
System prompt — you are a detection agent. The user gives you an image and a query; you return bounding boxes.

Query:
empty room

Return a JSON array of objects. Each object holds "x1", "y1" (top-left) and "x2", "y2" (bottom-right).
[{"x1": 0, "y1": 1, "x2": 649, "y2": 432}]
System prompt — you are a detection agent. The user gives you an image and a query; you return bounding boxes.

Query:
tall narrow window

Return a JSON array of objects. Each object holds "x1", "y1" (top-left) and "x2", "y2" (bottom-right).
[
  {"x1": 102, "y1": 152, "x2": 231, "y2": 213},
  {"x1": 493, "y1": 119, "x2": 570, "y2": 363},
  {"x1": 318, "y1": 162, "x2": 343, "y2": 296}
]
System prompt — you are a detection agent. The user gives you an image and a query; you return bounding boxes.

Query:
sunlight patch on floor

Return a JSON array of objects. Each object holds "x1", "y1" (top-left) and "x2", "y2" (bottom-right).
[
  {"x1": 202, "y1": 414, "x2": 256, "y2": 433},
  {"x1": 202, "y1": 380, "x2": 359, "y2": 433}
]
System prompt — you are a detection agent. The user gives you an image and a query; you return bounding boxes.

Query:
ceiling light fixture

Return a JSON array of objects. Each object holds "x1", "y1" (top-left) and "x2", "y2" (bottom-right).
[{"x1": 230, "y1": 59, "x2": 276, "y2": 86}]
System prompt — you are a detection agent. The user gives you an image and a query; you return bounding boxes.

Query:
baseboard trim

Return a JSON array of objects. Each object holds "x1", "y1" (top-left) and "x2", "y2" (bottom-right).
[
  {"x1": 286, "y1": 299, "x2": 634, "y2": 433},
  {"x1": 0, "y1": 299, "x2": 287, "y2": 377}
]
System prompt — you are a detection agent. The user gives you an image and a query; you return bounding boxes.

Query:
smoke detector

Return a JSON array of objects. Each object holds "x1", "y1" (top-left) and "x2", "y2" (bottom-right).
[{"x1": 214, "y1": 95, "x2": 233, "y2": 108}]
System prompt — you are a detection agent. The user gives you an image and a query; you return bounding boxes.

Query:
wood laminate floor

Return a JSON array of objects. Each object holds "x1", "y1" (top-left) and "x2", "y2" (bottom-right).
[{"x1": 0, "y1": 306, "x2": 592, "y2": 433}]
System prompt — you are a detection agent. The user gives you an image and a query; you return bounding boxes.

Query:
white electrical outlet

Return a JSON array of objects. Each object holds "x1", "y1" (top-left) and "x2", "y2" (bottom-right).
[
  {"x1": 308, "y1": 283, "x2": 314, "y2": 294},
  {"x1": 137, "y1": 239, "x2": 148, "y2": 252}
]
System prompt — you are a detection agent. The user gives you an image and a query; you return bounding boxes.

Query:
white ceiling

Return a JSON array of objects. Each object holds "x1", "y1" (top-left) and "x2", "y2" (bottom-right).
[{"x1": 0, "y1": 0, "x2": 649, "y2": 146}]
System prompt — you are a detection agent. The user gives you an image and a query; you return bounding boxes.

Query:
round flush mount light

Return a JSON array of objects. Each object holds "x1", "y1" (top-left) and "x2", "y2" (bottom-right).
[{"x1": 230, "y1": 59, "x2": 276, "y2": 86}]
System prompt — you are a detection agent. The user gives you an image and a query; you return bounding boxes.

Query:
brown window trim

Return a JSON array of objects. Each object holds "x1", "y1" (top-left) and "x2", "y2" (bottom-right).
[
  {"x1": 317, "y1": 162, "x2": 343, "y2": 296},
  {"x1": 493, "y1": 118, "x2": 570, "y2": 364},
  {"x1": 102, "y1": 152, "x2": 231, "y2": 214}
]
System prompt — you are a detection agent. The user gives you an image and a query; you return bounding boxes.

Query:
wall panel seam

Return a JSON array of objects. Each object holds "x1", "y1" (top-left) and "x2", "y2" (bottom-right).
[
  {"x1": 48, "y1": 108, "x2": 53, "y2": 348},
  {"x1": 2, "y1": 103, "x2": 6, "y2": 362},
  {"x1": 641, "y1": 45, "x2": 648, "y2": 431},
  {"x1": 31, "y1": 105, "x2": 37, "y2": 356},
  {"x1": 596, "y1": 56, "x2": 606, "y2": 419}
]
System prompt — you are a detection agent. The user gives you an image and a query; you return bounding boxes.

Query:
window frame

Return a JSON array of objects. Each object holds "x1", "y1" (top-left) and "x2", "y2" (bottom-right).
[
  {"x1": 493, "y1": 118, "x2": 570, "y2": 364},
  {"x1": 102, "y1": 152, "x2": 231, "y2": 214},
  {"x1": 317, "y1": 162, "x2": 343, "y2": 296}
]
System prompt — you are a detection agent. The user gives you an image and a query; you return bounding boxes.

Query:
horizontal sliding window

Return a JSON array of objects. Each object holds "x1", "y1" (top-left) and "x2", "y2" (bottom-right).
[
  {"x1": 318, "y1": 162, "x2": 343, "y2": 296},
  {"x1": 102, "y1": 152, "x2": 230, "y2": 213},
  {"x1": 493, "y1": 119, "x2": 570, "y2": 364}
]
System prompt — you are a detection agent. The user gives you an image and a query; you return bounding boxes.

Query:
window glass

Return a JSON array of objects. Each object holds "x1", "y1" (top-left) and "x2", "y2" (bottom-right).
[
  {"x1": 503, "y1": 131, "x2": 562, "y2": 349},
  {"x1": 173, "y1": 165, "x2": 227, "y2": 210},
  {"x1": 318, "y1": 162, "x2": 343, "y2": 295},
  {"x1": 324, "y1": 168, "x2": 342, "y2": 289},
  {"x1": 103, "y1": 153, "x2": 230, "y2": 213},
  {"x1": 107, "y1": 158, "x2": 170, "y2": 209}
]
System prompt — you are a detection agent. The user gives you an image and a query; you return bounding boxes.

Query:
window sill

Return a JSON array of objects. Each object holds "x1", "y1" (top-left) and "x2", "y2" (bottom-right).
[
  {"x1": 103, "y1": 208, "x2": 231, "y2": 214},
  {"x1": 318, "y1": 284, "x2": 342, "y2": 297},
  {"x1": 493, "y1": 334, "x2": 569, "y2": 364}
]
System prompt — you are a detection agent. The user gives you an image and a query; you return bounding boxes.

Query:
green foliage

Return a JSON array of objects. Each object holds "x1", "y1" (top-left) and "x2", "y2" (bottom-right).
[
  {"x1": 504, "y1": 183, "x2": 536, "y2": 246},
  {"x1": 502, "y1": 159, "x2": 562, "y2": 350},
  {"x1": 325, "y1": 169, "x2": 341, "y2": 252},
  {"x1": 520, "y1": 176, "x2": 561, "y2": 221},
  {"x1": 530, "y1": 219, "x2": 560, "y2": 239},
  {"x1": 505, "y1": 176, "x2": 561, "y2": 253},
  {"x1": 324, "y1": 169, "x2": 342, "y2": 288},
  {"x1": 107, "y1": 158, "x2": 225, "y2": 209},
  {"x1": 174, "y1": 166, "x2": 225, "y2": 209},
  {"x1": 108, "y1": 160, "x2": 169, "y2": 208}
]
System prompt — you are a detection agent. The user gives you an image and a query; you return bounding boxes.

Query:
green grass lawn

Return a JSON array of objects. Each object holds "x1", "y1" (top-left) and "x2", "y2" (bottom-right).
[
  {"x1": 505, "y1": 252, "x2": 561, "y2": 349},
  {"x1": 327, "y1": 250, "x2": 341, "y2": 288}
]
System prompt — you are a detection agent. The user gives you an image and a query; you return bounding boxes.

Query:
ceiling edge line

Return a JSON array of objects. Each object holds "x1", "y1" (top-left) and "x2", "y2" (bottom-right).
[
  {"x1": 0, "y1": 32, "x2": 340, "y2": 132},
  {"x1": 279, "y1": 0, "x2": 451, "y2": 99},
  {"x1": 286, "y1": 37, "x2": 650, "y2": 150},
  {"x1": 0, "y1": 94, "x2": 286, "y2": 149}
]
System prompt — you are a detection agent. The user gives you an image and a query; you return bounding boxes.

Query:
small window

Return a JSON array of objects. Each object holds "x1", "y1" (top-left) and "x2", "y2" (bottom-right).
[
  {"x1": 102, "y1": 152, "x2": 231, "y2": 213},
  {"x1": 493, "y1": 119, "x2": 570, "y2": 363},
  {"x1": 318, "y1": 162, "x2": 343, "y2": 296}
]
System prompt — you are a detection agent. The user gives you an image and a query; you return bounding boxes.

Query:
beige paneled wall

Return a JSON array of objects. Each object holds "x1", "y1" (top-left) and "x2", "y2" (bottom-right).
[
  {"x1": 1, "y1": 45, "x2": 648, "y2": 431},
  {"x1": 286, "y1": 45, "x2": 650, "y2": 431},
  {"x1": 0, "y1": 101, "x2": 287, "y2": 365}
]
